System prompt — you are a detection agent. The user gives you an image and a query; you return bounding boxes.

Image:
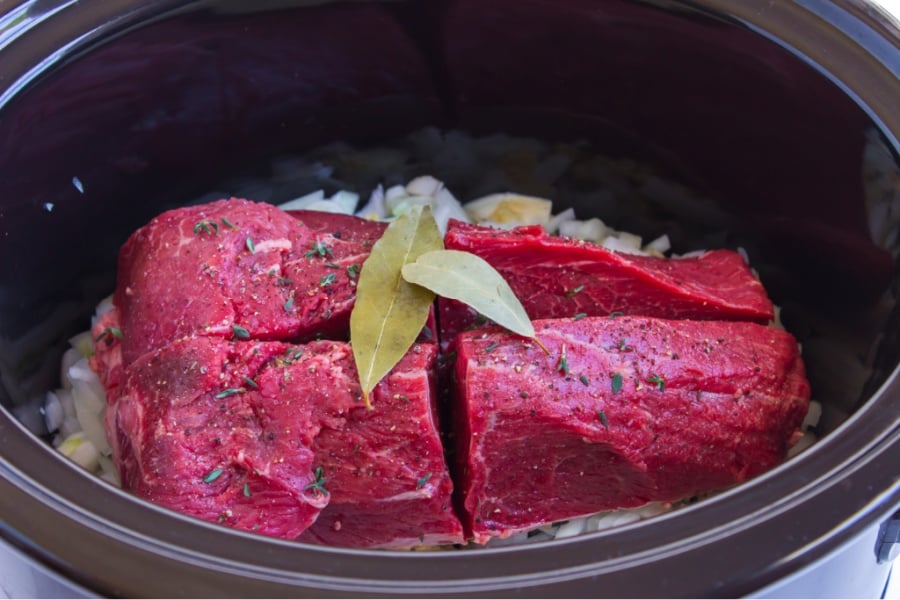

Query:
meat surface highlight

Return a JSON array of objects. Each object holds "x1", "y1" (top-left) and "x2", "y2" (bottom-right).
[
  {"x1": 440, "y1": 220, "x2": 774, "y2": 350},
  {"x1": 113, "y1": 199, "x2": 385, "y2": 366},
  {"x1": 109, "y1": 336, "x2": 462, "y2": 546},
  {"x1": 454, "y1": 315, "x2": 809, "y2": 543}
]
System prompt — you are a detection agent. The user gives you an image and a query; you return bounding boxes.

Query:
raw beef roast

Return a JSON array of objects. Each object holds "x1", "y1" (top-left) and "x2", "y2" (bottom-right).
[
  {"x1": 440, "y1": 220, "x2": 774, "y2": 350},
  {"x1": 453, "y1": 315, "x2": 809, "y2": 543},
  {"x1": 94, "y1": 198, "x2": 811, "y2": 547},
  {"x1": 113, "y1": 198, "x2": 384, "y2": 366},
  {"x1": 109, "y1": 336, "x2": 462, "y2": 546}
]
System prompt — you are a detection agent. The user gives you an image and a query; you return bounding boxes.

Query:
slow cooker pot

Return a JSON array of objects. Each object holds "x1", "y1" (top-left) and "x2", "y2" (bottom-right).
[{"x1": 0, "y1": 0, "x2": 898, "y2": 596}]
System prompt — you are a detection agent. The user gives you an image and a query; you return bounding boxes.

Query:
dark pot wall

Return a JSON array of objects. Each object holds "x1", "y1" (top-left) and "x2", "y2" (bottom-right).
[{"x1": 0, "y1": 0, "x2": 897, "y2": 597}]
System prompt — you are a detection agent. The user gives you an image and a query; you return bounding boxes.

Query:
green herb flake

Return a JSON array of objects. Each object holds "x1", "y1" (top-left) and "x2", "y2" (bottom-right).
[
  {"x1": 203, "y1": 468, "x2": 223, "y2": 483},
  {"x1": 320, "y1": 273, "x2": 336, "y2": 287},
  {"x1": 485, "y1": 342, "x2": 500, "y2": 353},
  {"x1": 609, "y1": 311, "x2": 624, "y2": 319},
  {"x1": 193, "y1": 220, "x2": 219, "y2": 236},
  {"x1": 231, "y1": 324, "x2": 250, "y2": 339},
  {"x1": 246, "y1": 237, "x2": 256, "y2": 253},
  {"x1": 325, "y1": 262, "x2": 341, "y2": 269},
  {"x1": 421, "y1": 325, "x2": 433, "y2": 340},
  {"x1": 303, "y1": 466, "x2": 328, "y2": 495},
  {"x1": 291, "y1": 347, "x2": 304, "y2": 360},
  {"x1": 611, "y1": 373, "x2": 624, "y2": 394},
  {"x1": 284, "y1": 296, "x2": 295, "y2": 312},
  {"x1": 416, "y1": 473, "x2": 432, "y2": 490},
  {"x1": 579, "y1": 374, "x2": 590, "y2": 386},
  {"x1": 618, "y1": 338, "x2": 632, "y2": 351},
  {"x1": 566, "y1": 284, "x2": 585, "y2": 299},
  {"x1": 95, "y1": 327, "x2": 123, "y2": 346},
  {"x1": 573, "y1": 312, "x2": 587, "y2": 321},
  {"x1": 277, "y1": 277, "x2": 293, "y2": 286},
  {"x1": 597, "y1": 410, "x2": 609, "y2": 429},
  {"x1": 221, "y1": 217, "x2": 238, "y2": 231},
  {"x1": 346, "y1": 263, "x2": 360, "y2": 279},
  {"x1": 646, "y1": 373, "x2": 666, "y2": 391},
  {"x1": 215, "y1": 388, "x2": 243, "y2": 399},
  {"x1": 557, "y1": 344, "x2": 569, "y2": 375},
  {"x1": 242, "y1": 376, "x2": 258, "y2": 389},
  {"x1": 243, "y1": 483, "x2": 251, "y2": 497},
  {"x1": 305, "y1": 241, "x2": 332, "y2": 259}
]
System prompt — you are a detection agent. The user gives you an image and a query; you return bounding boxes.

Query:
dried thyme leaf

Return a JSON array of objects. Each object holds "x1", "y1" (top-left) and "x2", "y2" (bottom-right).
[
  {"x1": 566, "y1": 284, "x2": 585, "y2": 299},
  {"x1": 203, "y1": 468, "x2": 223, "y2": 483},
  {"x1": 303, "y1": 466, "x2": 328, "y2": 495},
  {"x1": 597, "y1": 410, "x2": 609, "y2": 429},
  {"x1": 611, "y1": 373, "x2": 623, "y2": 394},
  {"x1": 350, "y1": 205, "x2": 442, "y2": 409},
  {"x1": 646, "y1": 373, "x2": 666, "y2": 391}
]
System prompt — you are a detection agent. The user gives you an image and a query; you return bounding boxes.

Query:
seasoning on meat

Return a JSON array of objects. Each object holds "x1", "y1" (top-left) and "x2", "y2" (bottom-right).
[
  {"x1": 108, "y1": 336, "x2": 463, "y2": 546},
  {"x1": 453, "y1": 315, "x2": 810, "y2": 543},
  {"x1": 112, "y1": 199, "x2": 385, "y2": 366},
  {"x1": 439, "y1": 220, "x2": 775, "y2": 351}
]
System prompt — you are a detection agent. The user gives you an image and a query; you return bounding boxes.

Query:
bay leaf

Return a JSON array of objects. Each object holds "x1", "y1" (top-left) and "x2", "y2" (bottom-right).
[
  {"x1": 401, "y1": 250, "x2": 548, "y2": 352},
  {"x1": 350, "y1": 205, "x2": 443, "y2": 408}
]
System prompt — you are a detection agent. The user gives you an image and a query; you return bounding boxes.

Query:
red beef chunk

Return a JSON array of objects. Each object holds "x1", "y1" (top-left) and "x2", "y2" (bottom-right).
[
  {"x1": 113, "y1": 199, "x2": 384, "y2": 366},
  {"x1": 300, "y1": 343, "x2": 464, "y2": 548},
  {"x1": 440, "y1": 220, "x2": 774, "y2": 351},
  {"x1": 454, "y1": 315, "x2": 810, "y2": 543},
  {"x1": 109, "y1": 336, "x2": 462, "y2": 546}
]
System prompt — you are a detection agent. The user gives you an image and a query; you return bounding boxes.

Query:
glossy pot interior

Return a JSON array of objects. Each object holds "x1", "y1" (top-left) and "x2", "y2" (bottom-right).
[{"x1": 0, "y1": 0, "x2": 898, "y2": 596}]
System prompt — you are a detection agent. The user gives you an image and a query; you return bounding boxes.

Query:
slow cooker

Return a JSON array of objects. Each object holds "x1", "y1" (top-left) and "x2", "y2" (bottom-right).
[{"x1": 0, "y1": 0, "x2": 898, "y2": 596}]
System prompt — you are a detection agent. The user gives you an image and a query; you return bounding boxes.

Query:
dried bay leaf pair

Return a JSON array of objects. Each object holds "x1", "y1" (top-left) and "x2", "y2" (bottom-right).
[{"x1": 350, "y1": 206, "x2": 545, "y2": 407}]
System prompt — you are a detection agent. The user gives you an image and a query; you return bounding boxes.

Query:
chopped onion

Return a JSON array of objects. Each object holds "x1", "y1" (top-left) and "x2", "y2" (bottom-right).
[{"x1": 464, "y1": 193, "x2": 552, "y2": 227}]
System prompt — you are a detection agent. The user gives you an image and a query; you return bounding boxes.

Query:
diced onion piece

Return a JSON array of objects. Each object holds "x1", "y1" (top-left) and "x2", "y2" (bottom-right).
[
  {"x1": 559, "y1": 218, "x2": 609, "y2": 243},
  {"x1": 356, "y1": 184, "x2": 387, "y2": 220},
  {"x1": 329, "y1": 190, "x2": 360, "y2": 214},
  {"x1": 546, "y1": 208, "x2": 577, "y2": 235},
  {"x1": 430, "y1": 192, "x2": 470, "y2": 235},
  {"x1": 385, "y1": 184, "x2": 407, "y2": 201},
  {"x1": 93, "y1": 295, "x2": 116, "y2": 320},
  {"x1": 60, "y1": 348, "x2": 83, "y2": 388},
  {"x1": 643, "y1": 234, "x2": 671, "y2": 255},
  {"x1": 464, "y1": 193, "x2": 552, "y2": 226},
  {"x1": 382, "y1": 176, "x2": 469, "y2": 235},
  {"x1": 278, "y1": 190, "x2": 359, "y2": 215},
  {"x1": 69, "y1": 358, "x2": 110, "y2": 456},
  {"x1": 68, "y1": 331, "x2": 94, "y2": 359},
  {"x1": 277, "y1": 190, "x2": 324, "y2": 211},
  {"x1": 617, "y1": 231, "x2": 643, "y2": 250},
  {"x1": 554, "y1": 518, "x2": 587, "y2": 539},
  {"x1": 802, "y1": 400, "x2": 823, "y2": 430},
  {"x1": 58, "y1": 432, "x2": 100, "y2": 471},
  {"x1": 44, "y1": 391, "x2": 64, "y2": 432},
  {"x1": 602, "y1": 235, "x2": 647, "y2": 255},
  {"x1": 405, "y1": 175, "x2": 444, "y2": 197},
  {"x1": 387, "y1": 196, "x2": 432, "y2": 217}
]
